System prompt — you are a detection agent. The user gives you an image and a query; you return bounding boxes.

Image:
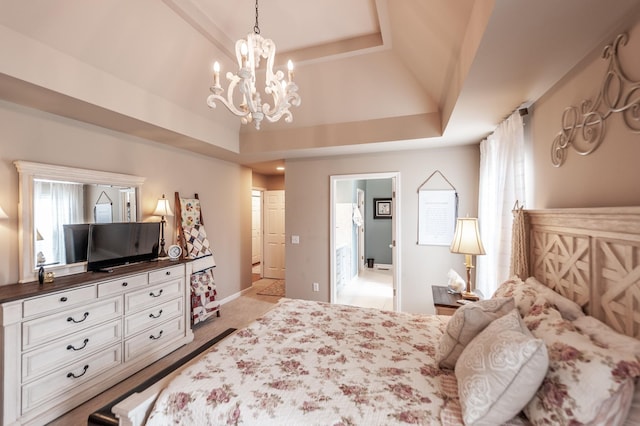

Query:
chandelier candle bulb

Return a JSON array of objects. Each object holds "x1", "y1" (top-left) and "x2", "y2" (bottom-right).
[
  {"x1": 287, "y1": 60, "x2": 294, "y2": 82},
  {"x1": 213, "y1": 62, "x2": 220, "y2": 87},
  {"x1": 240, "y1": 42, "x2": 248, "y2": 68}
]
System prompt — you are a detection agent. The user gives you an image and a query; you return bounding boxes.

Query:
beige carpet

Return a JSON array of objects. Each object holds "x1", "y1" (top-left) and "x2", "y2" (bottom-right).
[{"x1": 256, "y1": 279, "x2": 285, "y2": 296}]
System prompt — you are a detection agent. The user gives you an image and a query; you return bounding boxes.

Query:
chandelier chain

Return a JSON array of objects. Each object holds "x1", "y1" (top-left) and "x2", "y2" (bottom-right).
[{"x1": 254, "y1": 0, "x2": 260, "y2": 34}]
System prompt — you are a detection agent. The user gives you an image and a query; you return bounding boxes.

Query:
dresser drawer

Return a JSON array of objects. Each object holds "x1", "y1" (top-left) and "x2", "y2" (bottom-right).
[
  {"x1": 22, "y1": 297, "x2": 121, "y2": 350},
  {"x1": 124, "y1": 298, "x2": 183, "y2": 337},
  {"x1": 124, "y1": 279, "x2": 183, "y2": 313},
  {"x1": 22, "y1": 344, "x2": 122, "y2": 412},
  {"x1": 124, "y1": 316, "x2": 184, "y2": 361},
  {"x1": 148, "y1": 264, "x2": 184, "y2": 285},
  {"x1": 22, "y1": 319, "x2": 122, "y2": 382},
  {"x1": 98, "y1": 273, "x2": 147, "y2": 297},
  {"x1": 23, "y1": 285, "x2": 96, "y2": 318}
]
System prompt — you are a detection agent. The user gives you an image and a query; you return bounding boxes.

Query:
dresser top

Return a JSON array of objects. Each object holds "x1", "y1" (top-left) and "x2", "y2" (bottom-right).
[{"x1": 0, "y1": 259, "x2": 189, "y2": 304}]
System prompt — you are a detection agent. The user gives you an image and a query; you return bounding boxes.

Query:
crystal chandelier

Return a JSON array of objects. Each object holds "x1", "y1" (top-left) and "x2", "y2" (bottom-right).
[{"x1": 207, "y1": 0, "x2": 301, "y2": 130}]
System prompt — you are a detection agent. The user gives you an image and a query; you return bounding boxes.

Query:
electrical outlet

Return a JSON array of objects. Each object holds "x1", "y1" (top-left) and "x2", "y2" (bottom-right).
[
  {"x1": 312, "y1": 282, "x2": 319, "y2": 292},
  {"x1": 291, "y1": 235, "x2": 300, "y2": 244}
]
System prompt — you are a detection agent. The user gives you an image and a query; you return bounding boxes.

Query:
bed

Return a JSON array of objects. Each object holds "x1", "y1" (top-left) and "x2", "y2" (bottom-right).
[{"x1": 112, "y1": 207, "x2": 640, "y2": 425}]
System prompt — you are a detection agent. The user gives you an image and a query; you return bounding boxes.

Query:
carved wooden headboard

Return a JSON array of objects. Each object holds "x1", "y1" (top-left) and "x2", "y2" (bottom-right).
[{"x1": 524, "y1": 207, "x2": 640, "y2": 339}]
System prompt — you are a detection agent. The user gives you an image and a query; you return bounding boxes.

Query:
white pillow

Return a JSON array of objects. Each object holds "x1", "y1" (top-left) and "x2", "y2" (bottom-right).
[
  {"x1": 456, "y1": 309, "x2": 548, "y2": 426},
  {"x1": 437, "y1": 297, "x2": 515, "y2": 369},
  {"x1": 523, "y1": 297, "x2": 640, "y2": 425}
]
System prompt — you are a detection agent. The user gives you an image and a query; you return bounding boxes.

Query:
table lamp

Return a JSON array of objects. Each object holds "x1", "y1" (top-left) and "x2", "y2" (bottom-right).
[
  {"x1": 450, "y1": 217, "x2": 486, "y2": 300},
  {"x1": 153, "y1": 194, "x2": 174, "y2": 258}
]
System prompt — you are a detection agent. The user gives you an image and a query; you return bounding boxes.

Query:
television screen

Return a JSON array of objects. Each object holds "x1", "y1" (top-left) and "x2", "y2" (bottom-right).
[
  {"x1": 87, "y1": 222, "x2": 160, "y2": 272},
  {"x1": 63, "y1": 223, "x2": 90, "y2": 264}
]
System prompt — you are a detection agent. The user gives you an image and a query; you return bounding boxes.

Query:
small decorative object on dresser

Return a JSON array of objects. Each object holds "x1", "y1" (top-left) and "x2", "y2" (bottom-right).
[{"x1": 168, "y1": 244, "x2": 182, "y2": 261}]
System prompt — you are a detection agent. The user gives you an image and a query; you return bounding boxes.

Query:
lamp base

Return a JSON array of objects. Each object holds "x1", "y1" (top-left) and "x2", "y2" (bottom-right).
[{"x1": 461, "y1": 291, "x2": 480, "y2": 301}]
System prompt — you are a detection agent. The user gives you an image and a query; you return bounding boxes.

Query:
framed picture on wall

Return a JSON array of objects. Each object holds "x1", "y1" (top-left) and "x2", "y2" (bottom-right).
[{"x1": 374, "y1": 198, "x2": 392, "y2": 219}]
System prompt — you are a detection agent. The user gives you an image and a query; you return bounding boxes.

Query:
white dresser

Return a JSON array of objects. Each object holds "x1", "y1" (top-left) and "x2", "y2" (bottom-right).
[{"x1": 0, "y1": 260, "x2": 194, "y2": 425}]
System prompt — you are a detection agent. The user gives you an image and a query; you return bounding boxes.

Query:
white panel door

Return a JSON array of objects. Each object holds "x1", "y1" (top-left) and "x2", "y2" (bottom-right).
[
  {"x1": 263, "y1": 190, "x2": 285, "y2": 279},
  {"x1": 251, "y1": 192, "x2": 262, "y2": 265}
]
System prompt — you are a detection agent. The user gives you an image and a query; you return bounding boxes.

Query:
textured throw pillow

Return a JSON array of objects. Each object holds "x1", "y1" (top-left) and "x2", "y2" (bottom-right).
[
  {"x1": 456, "y1": 309, "x2": 548, "y2": 426},
  {"x1": 525, "y1": 277, "x2": 585, "y2": 320},
  {"x1": 437, "y1": 297, "x2": 515, "y2": 369},
  {"x1": 523, "y1": 297, "x2": 640, "y2": 425}
]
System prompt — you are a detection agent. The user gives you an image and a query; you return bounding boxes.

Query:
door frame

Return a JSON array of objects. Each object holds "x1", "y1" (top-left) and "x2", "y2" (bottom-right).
[
  {"x1": 357, "y1": 188, "x2": 365, "y2": 273},
  {"x1": 329, "y1": 172, "x2": 401, "y2": 311}
]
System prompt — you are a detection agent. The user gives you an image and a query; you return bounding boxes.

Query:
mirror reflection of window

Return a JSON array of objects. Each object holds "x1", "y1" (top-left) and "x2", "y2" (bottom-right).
[{"x1": 34, "y1": 180, "x2": 84, "y2": 266}]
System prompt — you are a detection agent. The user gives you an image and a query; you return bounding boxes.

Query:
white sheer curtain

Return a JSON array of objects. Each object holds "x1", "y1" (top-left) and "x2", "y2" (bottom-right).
[
  {"x1": 476, "y1": 111, "x2": 526, "y2": 298},
  {"x1": 34, "y1": 181, "x2": 84, "y2": 265}
]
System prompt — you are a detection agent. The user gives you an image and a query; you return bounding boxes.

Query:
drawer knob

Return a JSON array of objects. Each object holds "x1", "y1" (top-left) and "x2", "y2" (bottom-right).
[
  {"x1": 60, "y1": 297, "x2": 68, "y2": 302},
  {"x1": 122, "y1": 282, "x2": 128, "y2": 287},
  {"x1": 67, "y1": 364, "x2": 89, "y2": 379},
  {"x1": 149, "y1": 330, "x2": 164, "y2": 340},
  {"x1": 67, "y1": 338, "x2": 89, "y2": 351},
  {"x1": 67, "y1": 312, "x2": 90, "y2": 323},
  {"x1": 149, "y1": 309, "x2": 163, "y2": 319},
  {"x1": 165, "y1": 271, "x2": 171, "y2": 276},
  {"x1": 149, "y1": 289, "x2": 164, "y2": 298}
]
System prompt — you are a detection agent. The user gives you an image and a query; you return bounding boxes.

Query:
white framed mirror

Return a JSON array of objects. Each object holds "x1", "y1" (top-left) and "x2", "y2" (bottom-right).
[{"x1": 14, "y1": 161, "x2": 146, "y2": 283}]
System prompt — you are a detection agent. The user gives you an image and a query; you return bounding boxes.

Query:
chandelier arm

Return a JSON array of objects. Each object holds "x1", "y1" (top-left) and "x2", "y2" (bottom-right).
[{"x1": 207, "y1": 74, "x2": 251, "y2": 118}]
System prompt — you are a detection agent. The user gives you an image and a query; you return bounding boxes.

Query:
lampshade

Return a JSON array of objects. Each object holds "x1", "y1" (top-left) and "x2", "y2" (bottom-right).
[
  {"x1": 0, "y1": 206, "x2": 8, "y2": 219},
  {"x1": 152, "y1": 195, "x2": 173, "y2": 217},
  {"x1": 36, "y1": 229, "x2": 43, "y2": 241},
  {"x1": 450, "y1": 218, "x2": 486, "y2": 255}
]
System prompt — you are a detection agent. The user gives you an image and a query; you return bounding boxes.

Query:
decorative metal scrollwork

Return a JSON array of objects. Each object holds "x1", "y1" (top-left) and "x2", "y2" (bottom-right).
[{"x1": 551, "y1": 33, "x2": 640, "y2": 167}]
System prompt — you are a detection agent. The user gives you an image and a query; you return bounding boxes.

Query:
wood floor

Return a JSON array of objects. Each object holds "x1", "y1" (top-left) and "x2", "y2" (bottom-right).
[{"x1": 47, "y1": 279, "x2": 281, "y2": 426}]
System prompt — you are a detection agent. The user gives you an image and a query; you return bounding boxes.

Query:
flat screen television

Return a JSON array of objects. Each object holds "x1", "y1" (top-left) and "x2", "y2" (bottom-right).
[
  {"x1": 63, "y1": 223, "x2": 90, "y2": 264},
  {"x1": 87, "y1": 222, "x2": 160, "y2": 272}
]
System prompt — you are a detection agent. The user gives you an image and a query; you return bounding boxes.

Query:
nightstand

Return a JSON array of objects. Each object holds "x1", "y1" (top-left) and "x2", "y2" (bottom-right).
[{"x1": 432, "y1": 285, "x2": 463, "y2": 316}]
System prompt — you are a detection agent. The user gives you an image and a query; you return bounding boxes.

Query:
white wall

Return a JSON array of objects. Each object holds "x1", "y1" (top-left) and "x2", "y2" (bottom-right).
[
  {"x1": 0, "y1": 100, "x2": 253, "y2": 298},
  {"x1": 284, "y1": 145, "x2": 480, "y2": 314}
]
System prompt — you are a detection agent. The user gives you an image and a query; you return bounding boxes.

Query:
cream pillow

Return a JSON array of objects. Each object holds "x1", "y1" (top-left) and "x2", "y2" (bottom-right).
[
  {"x1": 437, "y1": 297, "x2": 515, "y2": 369},
  {"x1": 573, "y1": 315, "x2": 640, "y2": 357},
  {"x1": 524, "y1": 277, "x2": 584, "y2": 320},
  {"x1": 456, "y1": 309, "x2": 548, "y2": 426},
  {"x1": 492, "y1": 277, "x2": 539, "y2": 317}
]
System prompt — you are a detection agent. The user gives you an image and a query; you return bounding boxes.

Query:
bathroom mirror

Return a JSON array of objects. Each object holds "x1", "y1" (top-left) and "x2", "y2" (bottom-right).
[{"x1": 15, "y1": 161, "x2": 146, "y2": 283}]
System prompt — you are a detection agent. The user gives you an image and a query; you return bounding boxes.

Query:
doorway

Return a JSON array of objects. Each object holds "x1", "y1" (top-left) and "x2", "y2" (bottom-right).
[{"x1": 330, "y1": 173, "x2": 400, "y2": 311}]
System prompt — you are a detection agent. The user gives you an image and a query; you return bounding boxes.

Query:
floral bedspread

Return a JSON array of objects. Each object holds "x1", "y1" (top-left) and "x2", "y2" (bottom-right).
[{"x1": 146, "y1": 298, "x2": 458, "y2": 425}]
